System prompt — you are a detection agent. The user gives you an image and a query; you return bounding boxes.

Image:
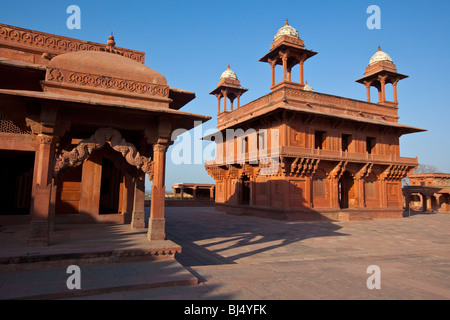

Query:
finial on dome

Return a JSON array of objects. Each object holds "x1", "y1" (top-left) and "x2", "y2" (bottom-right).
[
  {"x1": 107, "y1": 32, "x2": 116, "y2": 48},
  {"x1": 378, "y1": 46, "x2": 381, "y2": 51},
  {"x1": 285, "y1": 19, "x2": 289, "y2": 26},
  {"x1": 228, "y1": 65, "x2": 230, "y2": 69}
]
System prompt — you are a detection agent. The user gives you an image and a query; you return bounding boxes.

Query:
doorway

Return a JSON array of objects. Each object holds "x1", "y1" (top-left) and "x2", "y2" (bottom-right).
[
  {"x1": 0, "y1": 150, "x2": 34, "y2": 215},
  {"x1": 339, "y1": 171, "x2": 354, "y2": 209},
  {"x1": 240, "y1": 175, "x2": 251, "y2": 205},
  {"x1": 99, "y1": 158, "x2": 122, "y2": 214}
]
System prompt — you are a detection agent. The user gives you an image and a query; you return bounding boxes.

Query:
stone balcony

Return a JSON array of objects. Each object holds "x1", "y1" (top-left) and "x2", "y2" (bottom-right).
[{"x1": 205, "y1": 146, "x2": 418, "y2": 167}]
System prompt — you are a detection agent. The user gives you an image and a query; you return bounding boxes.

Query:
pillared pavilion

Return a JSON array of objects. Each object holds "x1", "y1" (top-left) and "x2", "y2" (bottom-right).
[{"x1": 0, "y1": 23, "x2": 210, "y2": 247}]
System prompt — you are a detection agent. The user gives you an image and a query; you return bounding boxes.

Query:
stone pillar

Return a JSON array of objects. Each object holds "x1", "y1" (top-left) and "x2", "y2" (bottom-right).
[
  {"x1": 434, "y1": 193, "x2": 442, "y2": 212},
  {"x1": 222, "y1": 91, "x2": 228, "y2": 113},
  {"x1": 426, "y1": 194, "x2": 432, "y2": 213},
  {"x1": 404, "y1": 192, "x2": 411, "y2": 211},
  {"x1": 193, "y1": 186, "x2": 198, "y2": 200},
  {"x1": 356, "y1": 178, "x2": 365, "y2": 208},
  {"x1": 299, "y1": 60, "x2": 305, "y2": 86},
  {"x1": 147, "y1": 144, "x2": 168, "y2": 241},
  {"x1": 216, "y1": 95, "x2": 221, "y2": 114},
  {"x1": 281, "y1": 52, "x2": 288, "y2": 82},
  {"x1": 393, "y1": 79, "x2": 399, "y2": 104},
  {"x1": 209, "y1": 187, "x2": 214, "y2": 200},
  {"x1": 131, "y1": 171, "x2": 146, "y2": 229},
  {"x1": 180, "y1": 186, "x2": 184, "y2": 200},
  {"x1": 49, "y1": 180, "x2": 57, "y2": 231},
  {"x1": 379, "y1": 75, "x2": 386, "y2": 103},
  {"x1": 28, "y1": 134, "x2": 55, "y2": 247},
  {"x1": 364, "y1": 81, "x2": 371, "y2": 102},
  {"x1": 123, "y1": 172, "x2": 135, "y2": 224},
  {"x1": 269, "y1": 59, "x2": 276, "y2": 87}
]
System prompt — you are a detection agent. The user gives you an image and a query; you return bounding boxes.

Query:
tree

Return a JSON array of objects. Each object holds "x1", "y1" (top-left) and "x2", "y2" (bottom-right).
[{"x1": 414, "y1": 164, "x2": 440, "y2": 174}]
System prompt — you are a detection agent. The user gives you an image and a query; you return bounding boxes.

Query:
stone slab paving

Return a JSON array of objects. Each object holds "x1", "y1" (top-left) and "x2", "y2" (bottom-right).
[
  {"x1": 2, "y1": 208, "x2": 449, "y2": 300},
  {"x1": 124, "y1": 207, "x2": 449, "y2": 300}
]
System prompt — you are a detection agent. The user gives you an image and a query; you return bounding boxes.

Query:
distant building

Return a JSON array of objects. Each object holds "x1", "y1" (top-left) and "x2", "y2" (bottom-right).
[
  {"x1": 172, "y1": 183, "x2": 215, "y2": 201},
  {"x1": 205, "y1": 20, "x2": 425, "y2": 221},
  {"x1": 404, "y1": 173, "x2": 450, "y2": 212}
]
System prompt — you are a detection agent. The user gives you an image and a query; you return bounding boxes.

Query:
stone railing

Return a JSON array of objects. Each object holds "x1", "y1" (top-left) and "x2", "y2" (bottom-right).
[{"x1": 206, "y1": 146, "x2": 418, "y2": 166}]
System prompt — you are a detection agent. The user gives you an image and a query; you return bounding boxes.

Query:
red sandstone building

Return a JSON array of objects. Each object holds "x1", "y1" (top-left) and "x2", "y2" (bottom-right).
[
  {"x1": 205, "y1": 21, "x2": 425, "y2": 220},
  {"x1": 0, "y1": 23, "x2": 209, "y2": 246}
]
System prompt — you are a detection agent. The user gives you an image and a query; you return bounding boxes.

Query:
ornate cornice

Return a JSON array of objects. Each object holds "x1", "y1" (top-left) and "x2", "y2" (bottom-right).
[{"x1": 0, "y1": 23, "x2": 145, "y2": 63}]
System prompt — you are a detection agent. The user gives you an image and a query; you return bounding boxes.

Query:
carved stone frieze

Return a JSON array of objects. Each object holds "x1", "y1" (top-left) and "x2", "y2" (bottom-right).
[{"x1": 45, "y1": 68, "x2": 169, "y2": 97}]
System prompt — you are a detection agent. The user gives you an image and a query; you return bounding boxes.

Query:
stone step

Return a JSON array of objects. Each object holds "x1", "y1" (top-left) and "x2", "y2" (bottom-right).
[
  {"x1": 0, "y1": 259, "x2": 198, "y2": 300},
  {"x1": 0, "y1": 239, "x2": 183, "y2": 272}
]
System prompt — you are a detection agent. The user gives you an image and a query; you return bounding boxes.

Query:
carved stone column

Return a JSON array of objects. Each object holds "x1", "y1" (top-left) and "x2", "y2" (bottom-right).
[
  {"x1": 147, "y1": 143, "x2": 168, "y2": 241},
  {"x1": 268, "y1": 58, "x2": 277, "y2": 88},
  {"x1": 364, "y1": 81, "x2": 372, "y2": 102},
  {"x1": 28, "y1": 134, "x2": 56, "y2": 247},
  {"x1": 378, "y1": 75, "x2": 387, "y2": 103},
  {"x1": 131, "y1": 171, "x2": 146, "y2": 229},
  {"x1": 281, "y1": 52, "x2": 288, "y2": 82},
  {"x1": 393, "y1": 79, "x2": 399, "y2": 104}
]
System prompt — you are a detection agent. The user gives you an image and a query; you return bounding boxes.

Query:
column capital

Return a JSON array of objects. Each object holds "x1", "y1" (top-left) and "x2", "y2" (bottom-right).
[
  {"x1": 378, "y1": 74, "x2": 388, "y2": 84},
  {"x1": 153, "y1": 143, "x2": 168, "y2": 153},
  {"x1": 37, "y1": 134, "x2": 56, "y2": 145}
]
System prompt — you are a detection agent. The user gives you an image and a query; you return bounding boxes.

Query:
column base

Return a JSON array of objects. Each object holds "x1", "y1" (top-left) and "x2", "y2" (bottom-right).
[
  {"x1": 131, "y1": 211, "x2": 146, "y2": 229},
  {"x1": 27, "y1": 221, "x2": 49, "y2": 247},
  {"x1": 147, "y1": 218, "x2": 166, "y2": 241}
]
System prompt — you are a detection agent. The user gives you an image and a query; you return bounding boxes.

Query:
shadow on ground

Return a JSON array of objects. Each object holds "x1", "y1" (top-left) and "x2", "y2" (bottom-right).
[{"x1": 159, "y1": 207, "x2": 347, "y2": 268}]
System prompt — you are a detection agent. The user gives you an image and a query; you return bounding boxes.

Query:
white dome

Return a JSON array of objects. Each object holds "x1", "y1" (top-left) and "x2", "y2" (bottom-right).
[
  {"x1": 220, "y1": 65, "x2": 238, "y2": 81},
  {"x1": 303, "y1": 82, "x2": 314, "y2": 92},
  {"x1": 369, "y1": 47, "x2": 393, "y2": 66},
  {"x1": 274, "y1": 20, "x2": 300, "y2": 41}
]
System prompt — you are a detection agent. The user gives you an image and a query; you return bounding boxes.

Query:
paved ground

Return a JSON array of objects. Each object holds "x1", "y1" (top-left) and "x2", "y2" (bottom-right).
[
  {"x1": 80, "y1": 208, "x2": 450, "y2": 300},
  {"x1": 1, "y1": 208, "x2": 449, "y2": 300}
]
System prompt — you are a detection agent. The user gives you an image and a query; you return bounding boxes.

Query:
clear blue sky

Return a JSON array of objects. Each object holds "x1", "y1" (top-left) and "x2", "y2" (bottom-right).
[{"x1": 1, "y1": 0, "x2": 449, "y2": 191}]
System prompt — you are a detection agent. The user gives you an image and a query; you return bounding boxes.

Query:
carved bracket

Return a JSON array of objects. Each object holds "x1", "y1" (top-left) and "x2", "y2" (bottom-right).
[{"x1": 54, "y1": 127, "x2": 154, "y2": 177}]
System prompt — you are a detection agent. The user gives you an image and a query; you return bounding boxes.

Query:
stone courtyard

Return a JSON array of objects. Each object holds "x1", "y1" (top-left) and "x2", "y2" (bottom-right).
[
  {"x1": 2, "y1": 207, "x2": 447, "y2": 300},
  {"x1": 158, "y1": 208, "x2": 450, "y2": 300}
]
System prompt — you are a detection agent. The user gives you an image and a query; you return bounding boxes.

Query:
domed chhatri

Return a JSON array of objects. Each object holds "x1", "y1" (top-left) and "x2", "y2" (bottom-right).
[
  {"x1": 211, "y1": 65, "x2": 248, "y2": 114},
  {"x1": 220, "y1": 65, "x2": 238, "y2": 81},
  {"x1": 274, "y1": 19, "x2": 300, "y2": 41},
  {"x1": 369, "y1": 46, "x2": 393, "y2": 66}
]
